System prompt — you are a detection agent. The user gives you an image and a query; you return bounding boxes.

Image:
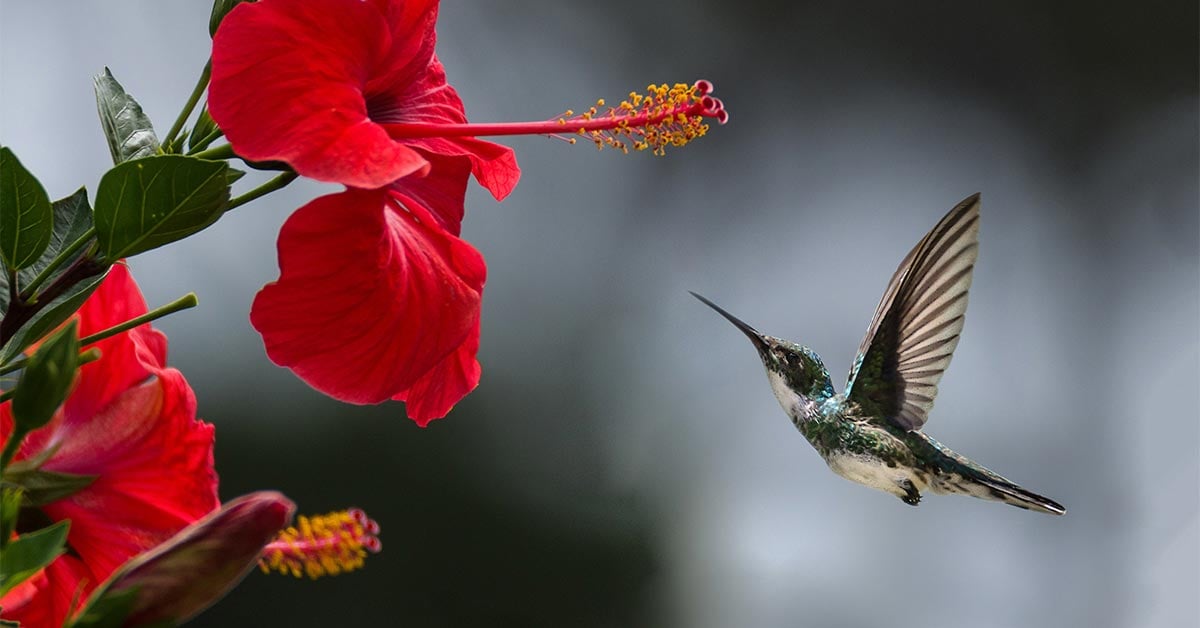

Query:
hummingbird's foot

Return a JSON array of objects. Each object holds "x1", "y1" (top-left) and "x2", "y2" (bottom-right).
[{"x1": 898, "y1": 480, "x2": 922, "y2": 506}]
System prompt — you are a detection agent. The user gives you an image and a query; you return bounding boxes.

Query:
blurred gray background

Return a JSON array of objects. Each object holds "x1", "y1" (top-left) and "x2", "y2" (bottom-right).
[{"x1": 2, "y1": 1, "x2": 1197, "y2": 627}]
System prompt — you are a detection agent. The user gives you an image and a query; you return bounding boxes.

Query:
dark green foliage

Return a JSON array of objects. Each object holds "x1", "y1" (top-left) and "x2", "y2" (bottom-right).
[
  {"x1": 93, "y1": 155, "x2": 233, "y2": 260},
  {"x1": 11, "y1": 321, "x2": 80, "y2": 433},
  {"x1": 0, "y1": 147, "x2": 53, "y2": 271},
  {"x1": 0, "y1": 188, "x2": 96, "y2": 313},
  {"x1": 0, "y1": 268, "x2": 108, "y2": 364},
  {"x1": 0, "y1": 519, "x2": 70, "y2": 598}
]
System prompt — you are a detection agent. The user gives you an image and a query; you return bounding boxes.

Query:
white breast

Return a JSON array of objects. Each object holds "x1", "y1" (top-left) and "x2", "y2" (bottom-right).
[
  {"x1": 766, "y1": 370, "x2": 814, "y2": 421},
  {"x1": 825, "y1": 451, "x2": 930, "y2": 498}
]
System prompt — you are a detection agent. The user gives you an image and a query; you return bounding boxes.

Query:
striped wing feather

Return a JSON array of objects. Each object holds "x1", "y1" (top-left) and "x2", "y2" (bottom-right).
[{"x1": 845, "y1": 194, "x2": 981, "y2": 431}]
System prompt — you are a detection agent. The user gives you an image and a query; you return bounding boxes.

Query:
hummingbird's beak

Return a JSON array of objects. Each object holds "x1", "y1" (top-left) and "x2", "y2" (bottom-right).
[{"x1": 690, "y1": 292, "x2": 769, "y2": 353}]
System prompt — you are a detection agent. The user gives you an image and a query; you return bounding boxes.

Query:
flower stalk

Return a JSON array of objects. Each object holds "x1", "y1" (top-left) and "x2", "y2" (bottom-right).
[
  {"x1": 226, "y1": 172, "x2": 299, "y2": 212},
  {"x1": 19, "y1": 228, "x2": 97, "y2": 301},
  {"x1": 162, "y1": 59, "x2": 213, "y2": 150}
]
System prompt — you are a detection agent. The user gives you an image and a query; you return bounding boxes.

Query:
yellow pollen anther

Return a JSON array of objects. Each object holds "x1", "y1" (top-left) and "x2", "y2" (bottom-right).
[
  {"x1": 542, "y1": 81, "x2": 725, "y2": 156},
  {"x1": 258, "y1": 508, "x2": 381, "y2": 579}
]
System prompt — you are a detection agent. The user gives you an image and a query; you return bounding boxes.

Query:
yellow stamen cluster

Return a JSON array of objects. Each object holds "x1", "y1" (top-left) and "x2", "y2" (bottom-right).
[
  {"x1": 556, "y1": 81, "x2": 726, "y2": 156},
  {"x1": 258, "y1": 508, "x2": 381, "y2": 579}
]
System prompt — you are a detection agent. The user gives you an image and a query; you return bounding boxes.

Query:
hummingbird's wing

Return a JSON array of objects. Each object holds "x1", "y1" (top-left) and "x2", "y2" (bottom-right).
[{"x1": 844, "y1": 194, "x2": 980, "y2": 431}]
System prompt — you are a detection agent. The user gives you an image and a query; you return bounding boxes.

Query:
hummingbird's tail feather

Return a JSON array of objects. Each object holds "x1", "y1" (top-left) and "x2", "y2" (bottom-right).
[
  {"x1": 918, "y1": 435, "x2": 1065, "y2": 515},
  {"x1": 931, "y1": 466, "x2": 1066, "y2": 515}
]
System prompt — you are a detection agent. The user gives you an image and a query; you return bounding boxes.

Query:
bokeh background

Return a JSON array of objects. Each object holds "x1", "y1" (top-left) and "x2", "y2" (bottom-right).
[{"x1": 2, "y1": 1, "x2": 1197, "y2": 626}]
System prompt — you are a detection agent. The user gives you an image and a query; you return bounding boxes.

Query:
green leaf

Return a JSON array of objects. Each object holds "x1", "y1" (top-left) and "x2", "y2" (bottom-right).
[
  {"x1": 0, "y1": 188, "x2": 96, "y2": 316},
  {"x1": 0, "y1": 487, "x2": 22, "y2": 549},
  {"x1": 0, "y1": 147, "x2": 54, "y2": 271},
  {"x1": 0, "y1": 617, "x2": 19, "y2": 627},
  {"x1": 3, "y1": 465, "x2": 97, "y2": 507},
  {"x1": 94, "y1": 68, "x2": 160, "y2": 165},
  {"x1": 94, "y1": 156, "x2": 231, "y2": 260},
  {"x1": 11, "y1": 321, "x2": 80, "y2": 432},
  {"x1": 31, "y1": 188, "x2": 94, "y2": 278},
  {"x1": 0, "y1": 519, "x2": 70, "y2": 598},
  {"x1": 0, "y1": 266, "x2": 108, "y2": 365}
]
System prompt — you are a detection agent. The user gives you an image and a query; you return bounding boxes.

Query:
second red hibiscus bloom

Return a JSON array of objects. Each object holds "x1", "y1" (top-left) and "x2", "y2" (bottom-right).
[{"x1": 0, "y1": 266, "x2": 219, "y2": 627}]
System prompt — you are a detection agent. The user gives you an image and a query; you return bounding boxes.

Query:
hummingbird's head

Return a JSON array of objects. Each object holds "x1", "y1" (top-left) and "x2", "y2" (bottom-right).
[{"x1": 691, "y1": 292, "x2": 834, "y2": 408}]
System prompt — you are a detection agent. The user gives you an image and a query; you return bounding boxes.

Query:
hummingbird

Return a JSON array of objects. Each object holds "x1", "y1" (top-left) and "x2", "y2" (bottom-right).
[{"x1": 692, "y1": 194, "x2": 1065, "y2": 515}]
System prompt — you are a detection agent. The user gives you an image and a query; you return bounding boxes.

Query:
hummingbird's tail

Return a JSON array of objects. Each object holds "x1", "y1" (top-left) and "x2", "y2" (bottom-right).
[
  {"x1": 932, "y1": 469, "x2": 1066, "y2": 515},
  {"x1": 925, "y1": 439, "x2": 1066, "y2": 515}
]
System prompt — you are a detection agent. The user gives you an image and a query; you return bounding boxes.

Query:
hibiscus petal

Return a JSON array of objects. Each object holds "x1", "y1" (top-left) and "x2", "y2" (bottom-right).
[
  {"x1": 391, "y1": 150, "x2": 469, "y2": 235},
  {"x1": 40, "y1": 371, "x2": 217, "y2": 578},
  {"x1": 365, "y1": 0, "x2": 438, "y2": 88},
  {"x1": 450, "y1": 135, "x2": 522, "y2": 202},
  {"x1": 210, "y1": 0, "x2": 429, "y2": 188},
  {"x1": 370, "y1": 54, "x2": 521, "y2": 201},
  {"x1": 392, "y1": 317, "x2": 481, "y2": 427},
  {"x1": 75, "y1": 265, "x2": 170, "y2": 416},
  {"x1": 250, "y1": 189, "x2": 486, "y2": 419}
]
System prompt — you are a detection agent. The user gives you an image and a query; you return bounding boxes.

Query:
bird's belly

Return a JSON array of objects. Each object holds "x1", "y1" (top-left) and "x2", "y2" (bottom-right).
[{"x1": 825, "y1": 451, "x2": 929, "y2": 498}]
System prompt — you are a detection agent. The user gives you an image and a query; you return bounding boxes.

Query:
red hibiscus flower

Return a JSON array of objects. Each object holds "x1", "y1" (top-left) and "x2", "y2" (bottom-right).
[
  {"x1": 0, "y1": 265, "x2": 219, "y2": 627},
  {"x1": 209, "y1": 0, "x2": 512, "y2": 426},
  {"x1": 209, "y1": 0, "x2": 520, "y2": 197},
  {"x1": 209, "y1": 0, "x2": 725, "y2": 425}
]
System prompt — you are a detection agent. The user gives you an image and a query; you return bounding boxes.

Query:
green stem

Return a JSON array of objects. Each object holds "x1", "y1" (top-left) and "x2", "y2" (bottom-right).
[
  {"x1": 19, "y1": 228, "x2": 97, "y2": 301},
  {"x1": 226, "y1": 172, "x2": 298, "y2": 212},
  {"x1": 192, "y1": 144, "x2": 236, "y2": 161},
  {"x1": 0, "y1": 294, "x2": 197, "y2": 377},
  {"x1": 163, "y1": 59, "x2": 212, "y2": 150},
  {"x1": 186, "y1": 126, "x2": 225, "y2": 155},
  {"x1": 80, "y1": 293, "x2": 198, "y2": 348}
]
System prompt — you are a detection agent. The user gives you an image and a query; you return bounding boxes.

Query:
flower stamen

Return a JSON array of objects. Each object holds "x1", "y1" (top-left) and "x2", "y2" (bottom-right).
[
  {"x1": 381, "y1": 80, "x2": 726, "y2": 156},
  {"x1": 562, "y1": 81, "x2": 726, "y2": 155},
  {"x1": 258, "y1": 508, "x2": 381, "y2": 579}
]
